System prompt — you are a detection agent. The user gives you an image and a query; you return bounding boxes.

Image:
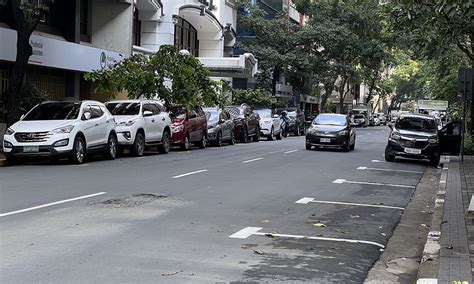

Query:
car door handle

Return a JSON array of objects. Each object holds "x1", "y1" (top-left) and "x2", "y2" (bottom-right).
[
  {"x1": 162, "y1": 118, "x2": 165, "y2": 121},
  {"x1": 95, "y1": 124, "x2": 99, "y2": 127},
  {"x1": 152, "y1": 119, "x2": 155, "y2": 123}
]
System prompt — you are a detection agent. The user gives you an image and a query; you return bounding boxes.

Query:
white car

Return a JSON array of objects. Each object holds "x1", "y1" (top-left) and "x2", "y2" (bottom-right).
[
  {"x1": 253, "y1": 108, "x2": 283, "y2": 140},
  {"x1": 3, "y1": 100, "x2": 117, "y2": 164},
  {"x1": 105, "y1": 99, "x2": 172, "y2": 156}
]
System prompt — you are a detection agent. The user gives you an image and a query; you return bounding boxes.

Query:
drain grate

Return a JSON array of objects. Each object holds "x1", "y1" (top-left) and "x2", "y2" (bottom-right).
[{"x1": 89, "y1": 193, "x2": 167, "y2": 208}]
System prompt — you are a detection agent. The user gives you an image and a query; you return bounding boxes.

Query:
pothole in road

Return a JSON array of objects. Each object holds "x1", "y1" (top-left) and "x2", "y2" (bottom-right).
[{"x1": 89, "y1": 193, "x2": 167, "y2": 208}]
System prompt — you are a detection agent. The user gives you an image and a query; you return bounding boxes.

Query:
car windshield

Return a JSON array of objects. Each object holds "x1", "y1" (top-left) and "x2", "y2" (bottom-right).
[
  {"x1": 286, "y1": 111, "x2": 297, "y2": 118},
  {"x1": 106, "y1": 102, "x2": 140, "y2": 115},
  {"x1": 254, "y1": 109, "x2": 272, "y2": 118},
  {"x1": 168, "y1": 106, "x2": 187, "y2": 119},
  {"x1": 205, "y1": 110, "x2": 218, "y2": 123},
  {"x1": 354, "y1": 115, "x2": 365, "y2": 119},
  {"x1": 23, "y1": 102, "x2": 81, "y2": 120},
  {"x1": 395, "y1": 117, "x2": 437, "y2": 133},
  {"x1": 313, "y1": 115, "x2": 347, "y2": 126}
]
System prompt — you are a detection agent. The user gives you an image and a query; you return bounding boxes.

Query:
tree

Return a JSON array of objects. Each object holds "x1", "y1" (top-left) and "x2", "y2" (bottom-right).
[
  {"x1": 387, "y1": 59, "x2": 422, "y2": 111},
  {"x1": 231, "y1": 88, "x2": 276, "y2": 108},
  {"x1": 85, "y1": 45, "x2": 225, "y2": 110},
  {"x1": 0, "y1": 0, "x2": 52, "y2": 125}
]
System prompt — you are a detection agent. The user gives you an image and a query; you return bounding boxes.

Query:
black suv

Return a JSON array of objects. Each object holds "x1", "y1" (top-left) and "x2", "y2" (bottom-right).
[
  {"x1": 224, "y1": 105, "x2": 260, "y2": 143},
  {"x1": 385, "y1": 114, "x2": 461, "y2": 166}
]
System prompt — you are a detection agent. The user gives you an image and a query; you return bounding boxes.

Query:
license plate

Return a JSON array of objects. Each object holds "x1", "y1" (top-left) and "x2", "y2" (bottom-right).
[
  {"x1": 23, "y1": 146, "x2": 39, "y2": 153},
  {"x1": 320, "y1": 138, "x2": 331, "y2": 143},
  {"x1": 404, "y1": 147, "x2": 421, "y2": 154}
]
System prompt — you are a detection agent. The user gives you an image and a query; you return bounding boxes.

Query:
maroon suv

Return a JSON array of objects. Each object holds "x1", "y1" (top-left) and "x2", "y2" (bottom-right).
[
  {"x1": 224, "y1": 105, "x2": 260, "y2": 143},
  {"x1": 168, "y1": 104, "x2": 207, "y2": 150}
]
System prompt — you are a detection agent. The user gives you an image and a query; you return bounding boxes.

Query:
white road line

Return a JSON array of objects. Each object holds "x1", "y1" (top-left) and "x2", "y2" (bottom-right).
[
  {"x1": 357, "y1": 166, "x2": 423, "y2": 174},
  {"x1": 332, "y1": 179, "x2": 415, "y2": 188},
  {"x1": 229, "y1": 227, "x2": 385, "y2": 248},
  {"x1": 295, "y1": 197, "x2": 405, "y2": 210},
  {"x1": 371, "y1": 160, "x2": 380, "y2": 163},
  {"x1": 0, "y1": 192, "x2": 107, "y2": 217},
  {"x1": 171, "y1": 169, "x2": 208, "y2": 179},
  {"x1": 284, "y1": 149, "x2": 299, "y2": 154},
  {"x1": 242, "y1": 157, "x2": 264, "y2": 164}
]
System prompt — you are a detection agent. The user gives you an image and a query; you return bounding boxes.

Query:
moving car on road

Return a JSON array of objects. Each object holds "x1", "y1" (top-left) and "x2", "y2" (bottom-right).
[
  {"x1": 385, "y1": 114, "x2": 461, "y2": 166},
  {"x1": 253, "y1": 108, "x2": 282, "y2": 141},
  {"x1": 204, "y1": 107, "x2": 235, "y2": 147},
  {"x1": 306, "y1": 113, "x2": 356, "y2": 151},
  {"x1": 224, "y1": 105, "x2": 260, "y2": 143},
  {"x1": 106, "y1": 100, "x2": 171, "y2": 156},
  {"x1": 3, "y1": 100, "x2": 118, "y2": 164},
  {"x1": 351, "y1": 114, "x2": 368, "y2": 127},
  {"x1": 168, "y1": 104, "x2": 207, "y2": 151}
]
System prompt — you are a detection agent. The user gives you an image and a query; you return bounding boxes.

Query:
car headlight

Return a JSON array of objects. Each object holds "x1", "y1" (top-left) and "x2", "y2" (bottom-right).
[
  {"x1": 52, "y1": 125, "x2": 74, "y2": 134},
  {"x1": 5, "y1": 128, "x2": 14, "y2": 135},
  {"x1": 307, "y1": 127, "x2": 316, "y2": 134},
  {"x1": 118, "y1": 120, "x2": 136, "y2": 127},
  {"x1": 390, "y1": 132, "x2": 401, "y2": 140},
  {"x1": 338, "y1": 130, "x2": 348, "y2": 136},
  {"x1": 172, "y1": 125, "x2": 184, "y2": 133},
  {"x1": 428, "y1": 137, "x2": 438, "y2": 144}
]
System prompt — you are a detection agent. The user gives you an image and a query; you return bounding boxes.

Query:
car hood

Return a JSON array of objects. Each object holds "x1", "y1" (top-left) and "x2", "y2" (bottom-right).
[
  {"x1": 10, "y1": 120, "x2": 76, "y2": 133},
  {"x1": 260, "y1": 118, "x2": 273, "y2": 123},
  {"x1": 114, "y1": 115, "x2": 138, "y2": 124},
  {"x1": 396, "y1": 128, "x2": 436, "y2": 138},
  {"x1": 312, "y1": 125, "x2": 346, "y2": 132}
]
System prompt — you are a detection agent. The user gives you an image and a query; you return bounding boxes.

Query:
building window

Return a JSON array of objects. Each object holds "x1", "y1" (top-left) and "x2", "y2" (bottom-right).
[
  {"x1": 80, "y1": 0, "x2": 91, "y2": 42},
  {"x1": 133, "y1": 6, "x2": 141, "y2": 46},
  {"x1": 174, "y1": 17, "x2": 199, "y2": 57}
]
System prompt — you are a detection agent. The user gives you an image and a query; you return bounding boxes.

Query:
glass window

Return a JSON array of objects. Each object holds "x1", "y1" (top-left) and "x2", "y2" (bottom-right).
[
  {"x1": 106, "y1": 102, "x2": 141, "y2": 115},
  {"x1": 143, "y1": 103, "x2": 160, "y2": 115},
  {"x1": 23, "y1": 102, "x2": 81, "y2": 121},
  {"x1": 395, "y1": 116, "x2": 437, "y2": 133},
  {"x1": 169, "y1": 106, "x2": 187, "y2": 119},
  {"x1": 174, "y1": 16, "x2": 199, "y2": 57},
  {"x1": 253, "y1": 109, "x2": 272, "y2": 118},
  {"x1": 90, "y1": 105, "x2": 104, "y2": 119},
  {"x1": 313, "y1": 114, "x2": 347, "y2": 126}
]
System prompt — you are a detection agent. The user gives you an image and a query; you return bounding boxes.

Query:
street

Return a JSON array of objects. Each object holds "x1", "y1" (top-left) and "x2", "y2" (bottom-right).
[{"x1": 0, "y1": 126, "x2": 430, "y2": 283}]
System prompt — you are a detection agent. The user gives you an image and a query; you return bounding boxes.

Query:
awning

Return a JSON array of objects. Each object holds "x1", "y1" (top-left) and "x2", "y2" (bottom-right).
[{"x1": 198, "y1": 53, "x2": 258, "y2": 78}]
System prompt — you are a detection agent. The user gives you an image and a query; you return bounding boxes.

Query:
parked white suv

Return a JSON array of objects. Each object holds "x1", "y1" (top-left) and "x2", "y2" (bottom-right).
[
  {"x1": 3, "y1": 100, "x2": 118, "y2": 164},
  {"x1": 105, "y1": 100, "x2": 172, "y2": 156}
]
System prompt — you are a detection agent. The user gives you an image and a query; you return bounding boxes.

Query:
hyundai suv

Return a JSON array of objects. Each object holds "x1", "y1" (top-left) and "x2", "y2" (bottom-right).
[
  {"x1": 106, "y1": 100, "x2": 172, "y2": 156},
  {"x1": 3, "y1": 101, "x2": 117, "y2": 164},
  {"x1": 385, "y1": 114, "x2": 461, "y2": 166}
]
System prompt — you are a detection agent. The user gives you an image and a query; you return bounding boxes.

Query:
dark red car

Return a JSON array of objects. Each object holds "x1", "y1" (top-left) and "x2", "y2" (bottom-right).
[
  {"x1": 168, "y1": 104, "x2": 207, "y2": 150},
  {"x1": 224, "y1": 105, "x2": 260, "y2": 143}
]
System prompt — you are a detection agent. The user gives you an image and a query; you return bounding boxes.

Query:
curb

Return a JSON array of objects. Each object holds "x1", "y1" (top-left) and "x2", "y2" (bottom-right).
[
  {"x1": 0, "y1": 159, "x2": 5, "y2": 167},
  {"x1": 416, "y1": 157, "x2": 449, "y2": 283}
]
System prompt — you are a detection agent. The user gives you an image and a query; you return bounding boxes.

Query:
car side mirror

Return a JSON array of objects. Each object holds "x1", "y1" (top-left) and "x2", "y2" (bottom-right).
[
  {"x1": 143, "y1": 110, "x2": 153, "y2": 117},
  {"x1": 387, "y1": 123, "x2": 393, "y2": 129},
  {"x1": 82, "y1": 112, "x2": 91, "y2": 121}
]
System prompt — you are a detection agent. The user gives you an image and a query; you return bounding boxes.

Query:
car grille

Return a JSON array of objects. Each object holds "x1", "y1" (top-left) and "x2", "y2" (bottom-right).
[
  {"x1": 14, "y1": 132, "x2": 51, "y2": 142},
  {"x1": 399, "y1": 138, "x2": 428, "y2": 149}
]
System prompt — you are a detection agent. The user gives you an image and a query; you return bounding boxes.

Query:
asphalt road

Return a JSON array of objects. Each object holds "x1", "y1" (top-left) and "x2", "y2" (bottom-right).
[{"x1": 0, "y1": 126, "x2": 430, "y2": 283}]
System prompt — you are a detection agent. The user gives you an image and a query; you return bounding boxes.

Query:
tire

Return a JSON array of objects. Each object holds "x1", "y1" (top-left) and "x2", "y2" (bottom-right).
[
  {"x1": 214, "y1": 131, "x2": 223, "y2": 147},
  {"x1": 384, "y1": 146, "x2": 395, "y2": 162},
  {"x1": 228, "y1": 132, "x2": 235, "y2": 145},
  {"x1": 282, "y1": 124, "x2": 288, "y2": 138},
  {"x1": 240, "y1": 127, "x2": 248, "y2": 143},
  {"x1": 276, "y1": 129, "x2": 282, "y2": 140},
  {"x1": 306, "y1": 143, "x2": 312, "y2": 150},
  {"x1": 104, "y1": 134, "x2": 117, "y2": 160},
  {"x1": 430, "y1": 155, "x2": 440, "y2": 167},
  {"x1": 268, "y1": 127, "x2": 275, "y2": 141},
  {"x1": 70, "y1": 136, "x2": 86, "y2": 164},
  {"x1": 197, "y1": 133, "x2": 206, "y2": 149},
  {"x1": 180, "y1": 135, "x2": 190, "y2": 151},
  {"x1": 350, "y1": 139, "x2": 355, "y2": 151},
  {"x1": 253, "y1": 126, "x2": 260, "y2": 142},
  {"x1": 158, "y1": 131, "x2": 171, "y2": 154},
  {"x1": 131, "y1": 132, "x2": 145, "y2": 157},
  {"x1": 343, "y1": 139, "x2": 351, "y2": 152}
]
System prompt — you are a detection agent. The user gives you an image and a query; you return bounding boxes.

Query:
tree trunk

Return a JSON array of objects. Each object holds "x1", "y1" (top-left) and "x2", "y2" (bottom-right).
[
  {"x1": 7, "y1": 27, "x2": 33, "y2": 126},
  {"x1": 271, "y1": 66, "x2": 280, "y2": 97},
  {"x1": 338, "y1": 77, "x2": 348, "y2": 114},
  {"x1": 365, "y1": 76, "x2": 376, "y2": 104}
]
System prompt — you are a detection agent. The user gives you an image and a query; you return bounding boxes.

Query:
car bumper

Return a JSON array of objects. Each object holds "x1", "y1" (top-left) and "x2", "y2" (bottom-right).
[
  {"x1": 117, "y1": 131, "x2": 135, "y2": 145},
  {"x1": 259, "y1": 127, "x2": 272, "y2": 136},
  {"x1": 171, "y1": 130, "x2": 186, "y2": 145},
  {"x1": 4, "y1": 144, "x2": 74, "y2": 158},
  {"x1": 306, "y1": 133, "x2": 349, "y2": 147},
  {"x1": 207, "y1": 129, "x2": 218, "y2": 141},
  {"x1": 386, "y1": 140, "x2": 439, "y2": 159}
]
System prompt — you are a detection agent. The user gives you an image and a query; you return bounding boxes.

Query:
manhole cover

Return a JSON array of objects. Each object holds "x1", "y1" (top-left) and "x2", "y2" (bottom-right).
[{"x1": 89, "y1": 193, "x2": 167, "y2": 208}]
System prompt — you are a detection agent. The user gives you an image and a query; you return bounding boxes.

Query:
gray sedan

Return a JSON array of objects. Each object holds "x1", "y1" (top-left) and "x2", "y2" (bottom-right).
[{"x1": 204, "y1": 107, "x2": 235, "y2": 147}]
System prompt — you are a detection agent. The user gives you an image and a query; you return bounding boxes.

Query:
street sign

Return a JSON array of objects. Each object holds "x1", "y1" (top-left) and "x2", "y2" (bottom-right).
[{"x1": 458, "y1": 68, "x2": 473, "y2": 101}]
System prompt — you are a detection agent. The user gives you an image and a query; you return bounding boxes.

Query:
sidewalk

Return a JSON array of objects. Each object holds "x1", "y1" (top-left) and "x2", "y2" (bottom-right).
[{"x1": 418, "y1": 156, "x2": 474, "y2": 283}]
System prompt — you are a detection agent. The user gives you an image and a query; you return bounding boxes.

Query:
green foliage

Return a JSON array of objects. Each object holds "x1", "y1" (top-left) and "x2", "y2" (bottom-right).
[
  {"x1": 464, "y1": 135, "x2": 474, "y2": 155},
  {"x1": 231, "y1": 88, "x2": 276, "y2": 108},
  {"x1": 84, "y1": 45, "x2": 224, "y2": 110},
  {"x1": 0, "y1": 82, "x2": 49, "y2": 123}
]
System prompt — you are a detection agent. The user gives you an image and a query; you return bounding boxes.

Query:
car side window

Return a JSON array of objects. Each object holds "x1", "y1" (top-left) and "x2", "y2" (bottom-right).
[
  {"x1": 188, "y1": 109, "x2": 197, "y2": 119},
  {"x1": 144, "y1": 103, "x2": 160, "y2": 115},
  {"x1": 156, "y1": 103, "x2": 166, "y2": 113},
  {"x1": 219, "y1": 111, "x2": 226, "y2": 121},
  {"x1": 90, "y1": 105, "x2": 104, "y2": 119},
  {"x1": 82, "y1": 105, "x2": 92, "y2": 119}
]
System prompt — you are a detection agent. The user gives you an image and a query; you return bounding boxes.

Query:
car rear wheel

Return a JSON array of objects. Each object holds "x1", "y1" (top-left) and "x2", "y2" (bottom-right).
[
  {"x1": 228, "y1": 132, "x2": 235, "y2": 145},
  {"x1": 70, "y1": 136, "x2": 86, "y2": 164},
  {"x1": 158, "y1": 131, "x2": 170, "y2": 154},
  {"x1": 131, "y1": 132, "x2": 145, "y2": 157},
  {"x1": 104, "y1": 134, "x2": 117, "y2": 160},
  {"x1": 214, "y1": 131, "x2": 223, "y2": 147},
  {"x1": 197, "y1": 133, "x2": 206, "y2": 149},
  {"x1": 430, "y1": 155, "x2": 440, "y2": 167},
  {"x1": 180, "y1": 135, "x2": 190, "y2": 151},
  {"x1": 268, "y1": 127, "x2": 275, "y2": 141},
  {"x1": 253, "y1": 126, "x2": 260, "y2": 142},
  {"x1": 276, "y1": 129, "x2": 282, "y2": 140},
  {"x1": 384, "y1": 146, "x2": 395, "y2": 162},
  {"x1": 240, "y1": 127, "x2": 248, "y2": 143}
]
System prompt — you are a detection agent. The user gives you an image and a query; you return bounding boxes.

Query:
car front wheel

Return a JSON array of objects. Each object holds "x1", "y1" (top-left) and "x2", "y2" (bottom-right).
[
  {"x1": 131, "y1": 132, "x2": 145, "y2": 157},
  {"x1": 306, "y1": 143, "x2": 312, "y2": 150},
  {"x1": 71, "y1": 136, "x2": 86, "y2": 164},
  {"x1": 384, "y1": 146, "x2": 395, "y2": 162}
]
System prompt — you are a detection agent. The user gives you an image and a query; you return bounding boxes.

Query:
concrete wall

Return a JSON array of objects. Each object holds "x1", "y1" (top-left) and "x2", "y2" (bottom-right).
[{"x1": 91, "y1": 0, "x2": 133, "y2": 55}]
